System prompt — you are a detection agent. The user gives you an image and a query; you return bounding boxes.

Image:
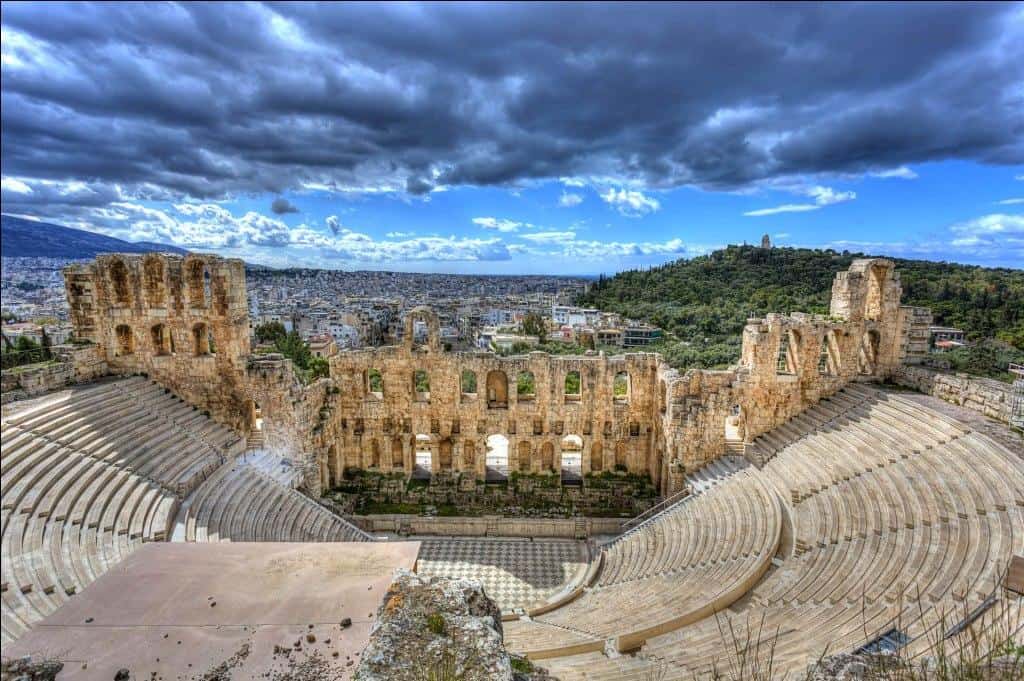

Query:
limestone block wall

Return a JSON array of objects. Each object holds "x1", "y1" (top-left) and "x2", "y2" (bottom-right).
[
  {"x1": 0, "y1": 344, "x2": 106, "y2": 405},
  {"x1": 60, "y1": 254, "x2": 931, "y2": 498},
  {"x1": 328, "y1": 335, "x2": 664, "y2": 487},
  {"x1": 64, "y1": 253, "x2": 252, "y2": 431},
  {"x1": 891, "y1": 365, "x2": 1018, "y2": 424}
]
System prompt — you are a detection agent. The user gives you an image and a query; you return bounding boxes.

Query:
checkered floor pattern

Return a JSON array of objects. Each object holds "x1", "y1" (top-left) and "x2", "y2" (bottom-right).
[{"x1": 416, "y1": 538, "x2": 587, "y2": 612}]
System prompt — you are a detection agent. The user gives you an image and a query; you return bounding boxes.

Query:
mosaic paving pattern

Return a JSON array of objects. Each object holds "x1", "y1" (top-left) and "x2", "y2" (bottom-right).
[{"x1": 415, "y1": 538, "x2": 588, "y2": 612}]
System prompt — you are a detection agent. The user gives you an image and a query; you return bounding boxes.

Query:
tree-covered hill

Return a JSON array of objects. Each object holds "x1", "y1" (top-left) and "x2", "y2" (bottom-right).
[{"x1": 579, "y1": 245, "x2": 1024, "y2": 376}]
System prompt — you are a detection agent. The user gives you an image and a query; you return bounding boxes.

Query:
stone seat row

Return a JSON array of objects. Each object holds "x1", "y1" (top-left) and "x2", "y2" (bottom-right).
[
  {"x1": 179, "y1": 462, "x2": 371, "y2": 543},
  {"x1": 759, "y1": 391, "x2": 978, "y2": 506},
  {"x1": 597, "y1": 469, "x2": 775, "y2": 586},
  {"x1": 1, "y1": 376, "x2": 246, "y2": 643},
  {"x1": 1, "y1": 437, "x2": 178, "y2": 643},
  {"x1": 2, "y1": 378, "x2": 242, "y2": 499},
  {"x1": 503, "y1": 471, "x2": 781, "y2": 658},
  {"x1": 525, "y1": 390, "x2": 1021, "y2": 679},
  {"x1": 538, "y1": 507, "x2": 1021, "y2": 680},
  {"x1": 790, "y1": 436, "x2": 1024, "y2": 554}
]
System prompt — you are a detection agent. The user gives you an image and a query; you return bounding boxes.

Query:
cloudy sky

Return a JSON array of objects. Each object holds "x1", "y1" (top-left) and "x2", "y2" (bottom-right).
[{"x1": 2, "y1": 2, "x2": 1022, "y2": 273}]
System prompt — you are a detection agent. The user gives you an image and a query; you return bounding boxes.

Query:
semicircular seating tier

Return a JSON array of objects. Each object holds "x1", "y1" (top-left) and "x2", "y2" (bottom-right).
[
  {"x1": 177, "y1": 460, "x2": 372, "y2": 543},
  {"x1": 0, "y1": 376, "x2": 245, "y2": 643},
  {"x1": 513, "y1": 385, "x2": 1024, "y2": 680}
]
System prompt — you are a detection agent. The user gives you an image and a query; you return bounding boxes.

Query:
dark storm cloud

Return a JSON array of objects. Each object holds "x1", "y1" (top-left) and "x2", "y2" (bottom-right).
[
  {"x1": 1, "y1": 1, "x2": 1021, "y2": 205},
  {"x1": 271, "y1": 197, "x2": 299, "y2": 214}
]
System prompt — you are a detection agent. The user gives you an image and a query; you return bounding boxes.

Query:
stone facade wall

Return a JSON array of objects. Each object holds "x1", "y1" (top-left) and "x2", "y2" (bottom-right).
[
  {"x1": 64, "y1": 253, "x2": 252, "y2": 431},
  {"x1": 892, "y1": 365, "x2": 1017, "y2": 424},
  {"x1": 326, "y1": 342, "x2": 663, "y2": 484},
  {"x1": 63, "y1": 254, "x2": 925, "y2": 497}
]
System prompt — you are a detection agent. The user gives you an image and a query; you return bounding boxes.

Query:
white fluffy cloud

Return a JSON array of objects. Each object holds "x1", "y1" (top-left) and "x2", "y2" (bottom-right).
[
  {"x1": 599, "y1": 188, "x2": 661, "y2": 217},
  {"x1": 325, "y1": 215, "x2": 341, "y2": 235},
  {"x1": 997, "y1": 198, "x2": 1024, "y2": 205},
  {"x1": 558, "y1": 191, "x2": 583, "y2": 207},
  {"x1": 473, "y1": 217, "x2": 531, "y2": 232},
  {"x1": 744, "y1": 184, "x2": 856, "y2": 217},
  {"x1": 870, "y1": 167, "x2": 918, "y2": 180},
  {"x1": 819, "y1": 212, "x2": 1024, "y2": 263}
]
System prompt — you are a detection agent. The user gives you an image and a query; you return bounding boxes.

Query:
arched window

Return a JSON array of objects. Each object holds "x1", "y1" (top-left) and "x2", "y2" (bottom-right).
[
  {"x1": 615, "y1": 441, "x2": 628, "y2": 470},
  {"x1": 193, "y1": 323, "x2": 210, "y2": 355},
  {"x1": 461, "y1": 369, "x2": 477, "y2": 395},
  {"x1": 413, "y1": 370, "x2": 430, "y2": 401},
  {"x1": 187, "y1": 260, "x2": 207, "y2": 308},
  {"x1": 865, "y1": 263, "x2": 886, "y2": 321},
  {"x1": 151, "y1": 323, "x2": 171, "y2": 356},
  {"x1": 369, "y1": 440, "x2": 381, "y2": 468},
  {"x1": 486, "y1": 370, "x2": 508, "y2": 408},
  {"x1": 564, "y1": 370, "x2": 581, "y2": 401},
  {"x1": 777, "y1": 330, "x2": 801, "y2": 375},
  {"x1": 109, "y1": 259, "x2": 131, "y2": 305},
  {"x1": 859, "y1": 330, "x2": 881, "y2": 375},
  {"x1": 541, "y1": 442, "x2": 555, "y2": 471},
  {"x1": 143, "y1": 255, "x2": 165, "y2": 308},
  {"x1": 590, "y1": 441, "x2": 603, "y2": 472},
  {"x1": 367, "y1": 368, "x2": 384, "y2": 397},
  {"x1": 515, "y1": 440, "x2": 530, "y2": 472},
  {"x1": 818, "y1": 331, "x2": 839, "y2": 376},
  {"x1": 115, "y1": 324, "x2": 133, "y2": 356},
  {"x1": 516, "y1": 370, "x2": 535, "y2": 401},
  {"x1": 613, "y1": 371, "x2": 630, "y2": 402}
]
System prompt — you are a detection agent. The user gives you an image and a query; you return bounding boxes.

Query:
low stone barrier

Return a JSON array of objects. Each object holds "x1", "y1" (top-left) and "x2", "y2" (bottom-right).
[
  {"x1": 0, "y1": 344, "x2": 107, "y2": 405},
  {"x1": 349, "y1": 514, "x2": 624, "y2": 538},
  {"x1": 892, "y1": 365, "x2": 1016, "y2": 424}
]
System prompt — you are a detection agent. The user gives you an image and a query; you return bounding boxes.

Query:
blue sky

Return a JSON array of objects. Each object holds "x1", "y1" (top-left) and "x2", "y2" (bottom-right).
[{"x1": 1, "y1": 3, "x2": 1021, "y2": 272}]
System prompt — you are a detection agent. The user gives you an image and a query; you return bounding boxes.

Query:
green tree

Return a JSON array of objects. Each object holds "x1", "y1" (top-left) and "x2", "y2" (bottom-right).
[
  {"x1": 516, "y1": 371, "x2": 535, "y2": 396},
  {"x1": 274, "y1": 330, "x2": 311, "y2": 369},
  {"x1": 309, "y1": 356, "x2": 330, "y2": 381},
  {"x1": 255, "y1": 321, "x2": 287, "y2": 344},
  {"x1": 522, "y1": 312, "x2": 546, "y2": 341}
]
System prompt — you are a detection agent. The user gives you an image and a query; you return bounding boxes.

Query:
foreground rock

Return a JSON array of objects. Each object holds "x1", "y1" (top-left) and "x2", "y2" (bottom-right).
[
  {"x1": 355, "y1": 569, "x2": 553, "y2": 681},
  {"x1": 0, "y1": 657, "x2": 63, "y2": 681}
]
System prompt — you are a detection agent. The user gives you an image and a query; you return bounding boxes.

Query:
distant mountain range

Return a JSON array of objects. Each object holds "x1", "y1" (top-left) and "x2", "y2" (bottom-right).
[{"x1": 1, "y1": 214, "x2": 189, "y2": 259}]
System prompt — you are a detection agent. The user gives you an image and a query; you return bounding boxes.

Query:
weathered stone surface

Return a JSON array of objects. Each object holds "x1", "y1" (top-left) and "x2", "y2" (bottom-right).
[
  {"x1": 63, "y1": 253, "x2": 253, "y2": 431},
  {"x1": 61, "y1": 254, "x2": 926, "y2": 497},
  {"x1": 893, "y1": 365, "x2": 1017, "y2": 424},
  {"x1": 354, "y1": 569, "x2": 513, "y2": 681},
  {"x1": 0, "y1": 656, "x2": 64, "y2": 681}
]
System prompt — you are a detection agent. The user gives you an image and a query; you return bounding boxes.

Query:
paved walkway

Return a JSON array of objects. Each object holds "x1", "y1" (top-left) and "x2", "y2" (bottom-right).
[{"x1": 415, "y1": 538, "x2": 588, "y2": 612}]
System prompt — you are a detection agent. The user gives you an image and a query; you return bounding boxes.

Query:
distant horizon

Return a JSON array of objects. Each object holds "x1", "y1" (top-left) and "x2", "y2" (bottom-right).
[
  {"x1": 6, "y1": 212, "x2": 1022, "y2": 279},
  {"x1": 2, "y1": 3, "x2": 1021, "y2": 272}
]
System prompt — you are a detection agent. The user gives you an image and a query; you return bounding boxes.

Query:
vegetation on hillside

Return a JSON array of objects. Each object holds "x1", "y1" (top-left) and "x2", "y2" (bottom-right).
[{"x1": 579, "y1": 245, "x2": 1024, "y2": 377}]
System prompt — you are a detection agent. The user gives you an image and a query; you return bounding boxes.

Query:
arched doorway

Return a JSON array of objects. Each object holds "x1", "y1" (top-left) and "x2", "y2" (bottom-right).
[
  {"x1": 414, "y1": 434, "x2": 432, "y2": 481},
  {"x1": 485, "y1": 434, "x2": 509, "y2": 482},
  {"x1": 561, "y1": 435, "x2": 583, "y2": 485}
]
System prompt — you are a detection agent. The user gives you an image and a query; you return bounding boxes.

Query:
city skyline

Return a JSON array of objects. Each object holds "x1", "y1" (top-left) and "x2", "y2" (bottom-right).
[{"x1": 2, "y1": 2, "x2": 1022, "y2": 273}]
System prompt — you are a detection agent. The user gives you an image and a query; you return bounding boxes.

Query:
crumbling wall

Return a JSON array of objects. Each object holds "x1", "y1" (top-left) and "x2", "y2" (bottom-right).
[
  {"x1": 0, "y1": 344, "x2": 106, "y2": 405},
  {"x1": 63, "y1": 253, "x2": 251, "y2": 431},
  {"x1": 63, "y1": 254, "x2": 927, "y2": 499}
]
